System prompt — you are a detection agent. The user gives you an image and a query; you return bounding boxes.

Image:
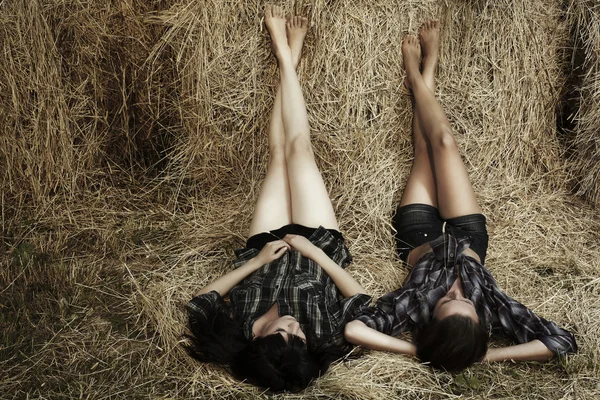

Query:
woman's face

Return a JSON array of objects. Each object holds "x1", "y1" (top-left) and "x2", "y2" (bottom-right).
[
  {"x1": 433, "y1": 283, "x2": 479, "y2": 322},
  {"x1": 259, "y1": 315, "x2": 307, "y2": 342}
]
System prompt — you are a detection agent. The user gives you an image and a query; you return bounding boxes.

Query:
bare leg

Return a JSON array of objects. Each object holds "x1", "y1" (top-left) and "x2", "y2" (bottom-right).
[
  {"x1": 268, "y1": 7, "x2": 340, "y2": 230},
  {"x1": 249, "y1": 7, "x2": 308, "y2": 236},
  {"x1": 399, "y1": 20, "x2": 440, "y2": 208},
  {"x1": 403, "y1": 34, "x2": 482, "y2": 219}
]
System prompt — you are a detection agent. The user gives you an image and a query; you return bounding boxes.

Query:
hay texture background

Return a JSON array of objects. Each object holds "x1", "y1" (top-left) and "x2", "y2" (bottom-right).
[{"x1": 1, "y1": 0, "x2": 599, "y2": 399}]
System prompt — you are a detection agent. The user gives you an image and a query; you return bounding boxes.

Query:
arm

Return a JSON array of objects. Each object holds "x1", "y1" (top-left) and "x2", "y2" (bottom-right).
[
  {"x1": 344, "y1": 320, "x2": 416, "y2": 356},
  {"x1": 196, "y1": 240, "x2": 290, "y2": 297},
  {"x1": 484, "y1": 339, "x2": 554, "y2": 363},
  {"x1": 310, "y1": 247, "x2": 367, "y2": 297},
  {"x1": 282, "y1": 234, "x2": 366, "y2": 297}
]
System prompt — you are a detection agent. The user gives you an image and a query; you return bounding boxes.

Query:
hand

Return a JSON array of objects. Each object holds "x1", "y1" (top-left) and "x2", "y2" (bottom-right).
[
  {"x1": 482, "y1": 348, "x2": 498, "y2": 363},
  {"x1": 255, "y1": 240, "x2": 290, "y2": 265},
  {"x1": 282, "y1": 234, "x2": 321, "y2": 259}
]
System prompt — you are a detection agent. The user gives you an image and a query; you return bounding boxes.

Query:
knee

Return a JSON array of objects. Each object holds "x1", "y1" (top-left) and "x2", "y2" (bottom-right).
[
  {"x1": 269, "y1": 145, "x2": 286, "y2": 164},
  {"x1": 414, "y1": 139, "x2": 429, "y2": 157},
  {"x1": 430, "y1": 125, "x2": 457, "y2": 150},
  {"x1": 285, "y1": 136, "x2": 313, "y2": 159}
]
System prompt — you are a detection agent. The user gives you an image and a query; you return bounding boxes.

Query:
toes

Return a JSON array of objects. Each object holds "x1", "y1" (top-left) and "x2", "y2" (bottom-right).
[
  {"x1": 265, "y1": 4, "x2": 272, "y2": 18},
  {"x1": 301, "y1": 17, "x2": 308, "y2": 27}
]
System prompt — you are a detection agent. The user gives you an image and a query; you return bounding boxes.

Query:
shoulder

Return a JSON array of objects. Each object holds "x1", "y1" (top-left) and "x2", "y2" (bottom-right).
[{"x1": 187, "y1": 290, "x2": 227, "y2": 317}]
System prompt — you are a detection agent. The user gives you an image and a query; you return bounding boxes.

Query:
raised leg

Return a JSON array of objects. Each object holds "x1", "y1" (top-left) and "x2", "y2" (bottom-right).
[
  {"x1": 403, "y1": 32, "x2": 482, "y2": 219},
  {"x1": 267, "y1": 7, "x2": 340, "y2": 231},
  {"x1": 249, "y1": 8, "x2": 308, "y2": 236},
  {"x1": 399, "y1": 20, "x2": 440, "y2": 208}
]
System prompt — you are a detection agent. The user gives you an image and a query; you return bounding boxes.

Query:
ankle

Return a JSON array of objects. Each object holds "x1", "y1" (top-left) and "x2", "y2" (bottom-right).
[{"x1": 275, "y1": 46, "x2": 293, "y2": 63}]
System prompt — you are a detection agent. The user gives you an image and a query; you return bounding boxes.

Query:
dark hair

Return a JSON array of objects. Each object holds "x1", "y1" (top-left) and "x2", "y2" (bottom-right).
[
  {"x1": 232, "y1": 334, "x2": 320, "y2": 392},
  {"x1": 414, "y1": 315, "x2": 488, "y2": 372},
  {"x1": 183, "y1": 300, "x2": 349, "y2": 392}
]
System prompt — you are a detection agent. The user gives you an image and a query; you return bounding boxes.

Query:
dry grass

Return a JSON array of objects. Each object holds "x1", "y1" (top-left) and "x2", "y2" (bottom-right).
[{"x1": 1, "y1": 0, "x2": 599, "y2": 399}]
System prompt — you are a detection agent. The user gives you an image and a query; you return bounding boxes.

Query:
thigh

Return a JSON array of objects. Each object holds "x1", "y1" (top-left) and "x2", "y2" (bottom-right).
[
  {"x1": 430, "y1": 138, "x2": 482, "y2": 219},
  {"x1": 285, "y1": 147, "x2": 339, "y2": 231},
  {"x1": 248, "y1": 155, "x2": 292, "y2": 237}
]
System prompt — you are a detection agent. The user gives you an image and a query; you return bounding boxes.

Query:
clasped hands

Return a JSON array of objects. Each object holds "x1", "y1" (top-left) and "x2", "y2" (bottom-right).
[{"x1": 255, "y1": 234, "x2": 321, "y2": 265}]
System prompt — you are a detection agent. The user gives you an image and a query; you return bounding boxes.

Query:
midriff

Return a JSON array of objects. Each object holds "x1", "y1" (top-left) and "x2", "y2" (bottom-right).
[{"x1": 407, "y1": 242, "x2": 481, "y2": 266}]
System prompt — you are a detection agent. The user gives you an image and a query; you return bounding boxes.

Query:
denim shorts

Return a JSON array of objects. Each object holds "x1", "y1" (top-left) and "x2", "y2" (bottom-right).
[{"x1": 392, "y1": 203, "x2": 489, "y2": 265}]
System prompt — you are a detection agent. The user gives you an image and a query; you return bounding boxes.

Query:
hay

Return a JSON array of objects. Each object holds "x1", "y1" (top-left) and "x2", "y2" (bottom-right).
[
  {"x1": 565, "y1": 0, "x2": 600, "y2": 208},
  {"x1": 2, "y1": 0, "x2": 600, "y2": 399}
]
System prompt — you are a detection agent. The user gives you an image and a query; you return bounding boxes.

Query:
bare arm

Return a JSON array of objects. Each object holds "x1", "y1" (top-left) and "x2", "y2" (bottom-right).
[
  {"x1": 344, "y1": 320, "x2": 416, "y2": 356},
  {"x1": 196, "y1": 240, "x2": 290, "y2": 297},
  {"x1": 309, "y1": 247, "x2": 367, "y2": 297},
  {"x1": 484, "y1": 340, "x2": 554, "y2": 363},
  {"x1": 282, "y1": 234, "x2": 366, "y2": 297}
]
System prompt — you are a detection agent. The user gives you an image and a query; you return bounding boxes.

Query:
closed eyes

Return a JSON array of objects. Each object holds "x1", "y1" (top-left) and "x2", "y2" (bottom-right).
[{"x1": 443, "y1": 299, "x2": 473, "y2": 306}]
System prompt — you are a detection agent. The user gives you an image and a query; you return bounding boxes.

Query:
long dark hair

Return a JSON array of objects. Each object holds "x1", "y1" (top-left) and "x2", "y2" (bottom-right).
[
  {"x1": 414, "y1": 315, "x2": 488, "y2": 371},
  {"x1": 183, "y1": 298, "x2": 351, "y2": 392}
]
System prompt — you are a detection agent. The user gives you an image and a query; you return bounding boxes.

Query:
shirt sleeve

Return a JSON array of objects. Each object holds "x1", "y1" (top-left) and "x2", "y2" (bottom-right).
[
  {"x1": 489, "y1": 286, "x2": 577, "y2": 355},
  {"x1": 353, "y1": 287, "x2": 413, "y2": 336},
  {"x1": 186, "y1": 290, "x2": 226, "y2": 323},
  {"x1": 338, "y1": 293, "x2": 372, "y2": 324}
]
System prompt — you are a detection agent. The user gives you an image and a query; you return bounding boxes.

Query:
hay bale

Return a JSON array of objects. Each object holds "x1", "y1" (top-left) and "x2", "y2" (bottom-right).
[
  {"x1": 0, "y1": 0, "x2": 174, "y2": 219},
  {"x1": 566, "y1": 0, "x2": 600, "y2": 207}
]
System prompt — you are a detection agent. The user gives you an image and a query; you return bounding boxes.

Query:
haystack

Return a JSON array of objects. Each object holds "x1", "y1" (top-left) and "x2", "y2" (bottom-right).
[
  {"x1": 566, "y1": 0, "x2": 600, "y2": 208},
  {"x1": 1, "y1": 0, "x2": 599, "y2": 399}
]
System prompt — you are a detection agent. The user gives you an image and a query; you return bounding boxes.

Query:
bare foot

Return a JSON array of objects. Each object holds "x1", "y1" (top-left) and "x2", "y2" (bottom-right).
[
  {"x1": 287, "y1": 15, "x2": 308, "y2": 69},
  {"x1": 265, "y1": 5, "x2": 292, "y2": 62},
  {"x1": 402, "y1": 35, "x2": 422, "y2": 90},
  {"x1": 419, "y1": 19, "x2": 440, "y2": 91}
]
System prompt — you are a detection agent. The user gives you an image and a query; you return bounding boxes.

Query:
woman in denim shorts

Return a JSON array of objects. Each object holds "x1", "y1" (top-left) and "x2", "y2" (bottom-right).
[{"x1": 344, "y1": 20, "x2": 576, "y2": 371}]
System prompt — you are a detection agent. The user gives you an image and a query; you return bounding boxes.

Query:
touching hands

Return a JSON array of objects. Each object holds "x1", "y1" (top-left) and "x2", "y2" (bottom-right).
[
  {"x1": 255, "y1": 240, "x2": 291, "y2": 265},
  {"x1": 283, "y1": 234, "x2": 321, "y2": 259}
]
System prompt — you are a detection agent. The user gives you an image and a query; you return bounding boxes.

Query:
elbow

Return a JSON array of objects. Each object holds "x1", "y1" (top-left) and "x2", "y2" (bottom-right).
[
  {"x1": 196, "y1": 287, "x2": 220, "y2": 297},
  {"x1": 344, "y1": 320, "x2": 364, "y2": 344}
]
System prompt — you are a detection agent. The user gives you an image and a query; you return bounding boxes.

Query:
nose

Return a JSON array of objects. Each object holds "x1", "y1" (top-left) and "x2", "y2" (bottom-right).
[{"x1": 290, "y1": 320, "x2": 300, "y2": 334}]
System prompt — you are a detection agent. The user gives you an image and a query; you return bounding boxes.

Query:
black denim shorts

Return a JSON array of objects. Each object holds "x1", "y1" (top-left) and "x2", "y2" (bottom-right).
[{"x1": 392, "y1": 203, "x2": 489, "y2": 264}]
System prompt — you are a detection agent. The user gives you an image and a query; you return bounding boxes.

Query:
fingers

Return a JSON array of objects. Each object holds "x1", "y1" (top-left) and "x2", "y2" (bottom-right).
[
  {"x1": 268, "y1": 240, "x2": 291, "y2": 252},
  {"x1": 282, "y1": 234, "x2": 298, "y2": 244}
]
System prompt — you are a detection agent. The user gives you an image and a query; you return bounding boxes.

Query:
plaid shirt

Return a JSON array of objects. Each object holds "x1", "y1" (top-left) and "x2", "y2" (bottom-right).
[
  {"x1": 355, "y1": 234, "x2": 577, "y2": 355},
  {"x1": 188, "y1": 227, "x2": 371, "y2": 341}
]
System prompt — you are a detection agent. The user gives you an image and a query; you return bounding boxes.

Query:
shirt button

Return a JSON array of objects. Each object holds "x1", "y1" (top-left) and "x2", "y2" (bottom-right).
[{"x1": 449, "y1": 253, "x2": 454, "y2": 257}]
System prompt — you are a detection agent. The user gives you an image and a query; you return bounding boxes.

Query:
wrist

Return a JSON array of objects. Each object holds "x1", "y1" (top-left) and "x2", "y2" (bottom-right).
[{"x1": 250, "y1": 255, "x2": 266, "y2": 268}]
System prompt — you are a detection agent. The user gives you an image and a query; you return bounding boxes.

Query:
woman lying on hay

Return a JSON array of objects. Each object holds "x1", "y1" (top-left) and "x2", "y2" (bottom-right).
[
  {"x1": 344, "y1": 20, "x2": 577, "y2": 371},
  {"x1": 183, "y1": 5, "x2": 371, "y2": 392}
]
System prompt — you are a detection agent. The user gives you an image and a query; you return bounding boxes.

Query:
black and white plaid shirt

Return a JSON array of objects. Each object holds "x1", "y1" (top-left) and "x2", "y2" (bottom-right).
[
  {"x1": 355, "y1": 234, "x2": 577, "y2": 355},
  {"x1": 188, "y1": 227, "x2": 371, "y2": 341}
]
